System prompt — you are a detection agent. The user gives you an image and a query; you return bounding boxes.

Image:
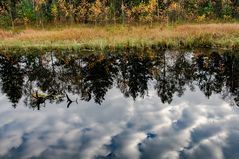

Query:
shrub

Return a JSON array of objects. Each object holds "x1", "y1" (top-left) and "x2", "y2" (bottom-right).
[
  {"x1": 0, "y1": 13, "x2": 12, "y2": 28},
  {"x1": 167, "y1": 2, "x2": 184, "y2": 23},
  {"x1": 18, "y1": 0, "x2": 36, "y2": 25},
  {"x1": 222, "y1": 3, "x2": 233, "y2": 17}
]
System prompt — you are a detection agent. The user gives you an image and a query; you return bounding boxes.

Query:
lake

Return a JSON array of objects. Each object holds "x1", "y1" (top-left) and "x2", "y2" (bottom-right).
[{"x1": 0, "y1": 48, "x2": 238, "y2": 159}]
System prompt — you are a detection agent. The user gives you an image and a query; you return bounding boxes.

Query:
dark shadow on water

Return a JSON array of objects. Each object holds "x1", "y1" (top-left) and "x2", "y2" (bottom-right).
[{"x1": 0, "y1": 49, "x2": 238, "y2": 109}]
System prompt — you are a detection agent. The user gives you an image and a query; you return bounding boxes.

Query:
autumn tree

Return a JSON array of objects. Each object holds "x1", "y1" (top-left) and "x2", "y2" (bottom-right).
[
  {"x1": 89, "y1": 0, "x2": 109, "y2": 24},
  {"x1": 34, "y1": 0, "x2": 46, "y2": 27},
  {"x1": 75, "y1": 0, "x2": 90, "y2": 23}
]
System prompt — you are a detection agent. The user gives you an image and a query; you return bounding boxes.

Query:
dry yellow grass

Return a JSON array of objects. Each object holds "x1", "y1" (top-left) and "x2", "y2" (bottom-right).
[
  {"x1": 1, "y1": 23, "x2": 239, "y2": 49},
  {"x1": 0, "y1": 29, "x2": 14, "y2": 39}
]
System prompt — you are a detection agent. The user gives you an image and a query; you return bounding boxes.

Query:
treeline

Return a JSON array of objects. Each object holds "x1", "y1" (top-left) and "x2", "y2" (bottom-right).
[
  {"x1": 1, "y1": 0, "x2": 239, "y2": 27},
  {"x1": 0, "y1": 49, "x2": 238, "y2": 108}
]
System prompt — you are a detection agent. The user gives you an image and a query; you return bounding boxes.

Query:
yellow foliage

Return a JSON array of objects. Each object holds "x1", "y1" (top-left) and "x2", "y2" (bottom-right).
[
  {"x1": 58, "y1": 0, "x2": 68, "y2": 17},
  {"x1": 35, "y1": 0, "x2": 45, "y2": 5},
  {"x1": 51, "y1": 4, "x2": 58, "y2": 18},
  {"x1": 196, "y1": 15, "x2": 206, "y2": 22},
  {"x1": 131, "y1": 0, "x2": 157, "y2": 22},
  {"x1": 89, "y1": 0, "x2": 109, "y2": 23},
  {"x1": 23, "y1": 17, "x2": 29, "y2": 26},
  {"x1": 148, "y1": 0, "x2": 157, "y2": 13},
  {"x1": 91, "y1": 0, "x2": 102, "y2": 17},
  {"x1": 56, "y1": 0, "x2": 76, "y2": 22},
  {"x1": 75, "y1": 0, "x2": 90, "y2": 22},
  {"x1": 32, "y1": 92, "x2": 47, "y2": 98},
  {"x1": 34, "y1": 0, "x2": 46, "y2": 11},
  {"x1": 125, "y1": 7, "x2": 133, "y2": 21},
  {"x1": 223, "y1": 15, "x2": 232, "y2": 20},
  {"x1": 167, "y1": 2, "x2": 183, "y2": 22},
  {"x1": 168, "y1": 2, "x2": 182, "y2": 12}
]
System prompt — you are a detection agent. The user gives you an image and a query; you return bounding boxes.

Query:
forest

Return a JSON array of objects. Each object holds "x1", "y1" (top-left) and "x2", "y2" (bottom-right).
[
  {"x1": 0, "y1": 49, "x2": 239, "y2": 109},
  {"x1": 1, "y1": 0, "x2": 239, "y2": 27},
  {"x1": 0, "y1": 49, "x2": 238, "y2": 109}
]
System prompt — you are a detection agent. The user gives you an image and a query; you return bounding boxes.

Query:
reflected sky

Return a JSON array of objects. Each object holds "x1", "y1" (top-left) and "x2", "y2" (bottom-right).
[
  {"x1": 1, "y1": 87, "x2": 239, "y2": 159},
  {"x1": 0, "y1": 49, "x2": 238, "y2": 159}
]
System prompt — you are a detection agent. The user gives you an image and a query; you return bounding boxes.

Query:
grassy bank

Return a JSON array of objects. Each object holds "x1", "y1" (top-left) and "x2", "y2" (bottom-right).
[{"x1": 1, "y1": 23, "x2": 239, "y2": 51}]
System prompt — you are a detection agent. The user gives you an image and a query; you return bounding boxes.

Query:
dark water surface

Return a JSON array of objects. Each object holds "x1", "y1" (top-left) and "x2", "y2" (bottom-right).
[{"x1": 0, "y1": 49, "x2": 238, "y2": 159}]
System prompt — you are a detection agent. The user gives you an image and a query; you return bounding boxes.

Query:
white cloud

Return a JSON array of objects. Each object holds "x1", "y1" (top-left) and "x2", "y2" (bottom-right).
[{"x1": 0, "y1": 86, "x2": 238, "y2": 159}]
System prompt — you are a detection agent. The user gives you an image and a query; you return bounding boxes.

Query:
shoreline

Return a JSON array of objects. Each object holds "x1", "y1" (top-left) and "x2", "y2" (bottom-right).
[{"x1": 1, "y1": 23, "x2": 239, "y2": 51}]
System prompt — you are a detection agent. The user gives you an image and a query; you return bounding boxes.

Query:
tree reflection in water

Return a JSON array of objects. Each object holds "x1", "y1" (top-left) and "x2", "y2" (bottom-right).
[{"x1": 0, "y1": 49, "x2": 238, "y2": 109}]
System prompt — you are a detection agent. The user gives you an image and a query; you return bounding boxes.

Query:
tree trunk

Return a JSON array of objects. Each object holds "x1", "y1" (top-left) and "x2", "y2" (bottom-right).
[
  {"x1": 215, "y1": 0, "x2": 222, "y2": 18},
  {"x1": 231, "y1": 0, "x2": 239, "y2": 19},
  {"x1": 9, "y1": 0, "x2": 16, "y2": 29}
]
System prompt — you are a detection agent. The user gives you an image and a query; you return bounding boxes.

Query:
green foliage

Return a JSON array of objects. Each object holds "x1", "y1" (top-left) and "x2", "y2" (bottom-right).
[
  {"x1": 50, "y1": 2, "x2": 58, "y2": 22},
  {"x1": 18, "y1": 0, "x2": 36, "y2": 23},
  {"x1": 198, "y1": 0, "x2": 214, "y2": 17},
  {"x1": 0, "y1": 14, "x2": 12, "y2": 28},
  {"x1": 222, "y1": 3, "x2": 233, "y2": 17}
]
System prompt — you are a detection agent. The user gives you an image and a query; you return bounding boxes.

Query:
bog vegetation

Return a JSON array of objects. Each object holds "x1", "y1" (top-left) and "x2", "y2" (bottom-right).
[
  {"x1": 1, "y1": 0, "x2": 239, "y2": 28},
  {"x1": 1, "y1": 24, "x2": 239, "y2": 50}
]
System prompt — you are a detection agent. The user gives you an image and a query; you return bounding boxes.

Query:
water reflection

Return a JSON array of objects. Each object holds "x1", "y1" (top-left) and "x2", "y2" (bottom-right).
[
  {"x1": 0, "y1": 49, "x2": 238, "y2": 108},
  {"x1": 0, "y1": 49, "x2": 239, "y2": 159}
]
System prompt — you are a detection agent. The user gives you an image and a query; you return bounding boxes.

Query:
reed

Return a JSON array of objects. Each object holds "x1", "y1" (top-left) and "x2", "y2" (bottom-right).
[{"x1": 1, "y1": 23, "x2": 239, "y2": 50}]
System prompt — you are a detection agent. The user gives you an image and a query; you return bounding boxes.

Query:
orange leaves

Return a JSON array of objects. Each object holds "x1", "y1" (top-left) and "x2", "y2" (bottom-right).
[
  {"x1": 89, "y1": 0, "x2": 109, "y2": 23},
  {"x1": 75, "y1": 0, "x2": 90, "y2": 22}
]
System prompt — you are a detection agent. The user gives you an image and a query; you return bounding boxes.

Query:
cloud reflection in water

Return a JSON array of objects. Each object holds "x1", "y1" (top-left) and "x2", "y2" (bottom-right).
[
  {"x1": 0, "y1": 49, "x2": 238, "y2": 159},
  {"x1": 0, "y1": 86, "x2": 238, "y2": 159}
]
